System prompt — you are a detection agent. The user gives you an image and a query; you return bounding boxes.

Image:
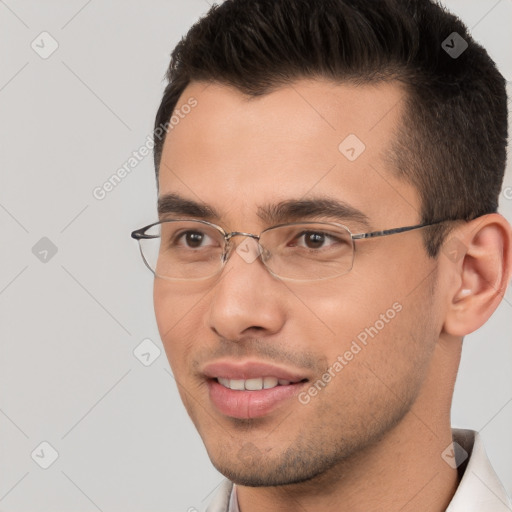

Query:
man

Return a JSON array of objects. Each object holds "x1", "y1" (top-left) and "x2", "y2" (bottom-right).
[{"x1": 131, "y1": 0, "x2": 512, "y2": 510}]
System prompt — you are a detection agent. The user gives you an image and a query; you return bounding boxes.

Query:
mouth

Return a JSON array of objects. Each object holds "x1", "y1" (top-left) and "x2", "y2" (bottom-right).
[
  {"x1": 215, "y1": 376, "x2": 306, "y2": 391},
  {"x1": 202, "y1": 361, "x2": 310, "y2": 419}
]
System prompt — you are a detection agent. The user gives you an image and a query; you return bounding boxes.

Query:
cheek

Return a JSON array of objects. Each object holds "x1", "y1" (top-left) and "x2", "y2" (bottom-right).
[
  {"x1": 313, "y1": 299, "x2": 434, "y2": 420},
  {"x1": 153, "y1": 281, "x2": 203, "y2": 373},
  {"x1": 345, "y1": 280, "x2": 438, "y2": 391},
  {"x1": 289, "y1": 275, "x2": 404, "y2": 344},
  {"x1": 303, "y1": 265, "x2": 435, "y2": 381},
  {"x1": 153, "y1": 282, "x2": 173, "y2": 330},
  {"x1": 153, "y1": 281, "x2": 173, "y2": 343}
]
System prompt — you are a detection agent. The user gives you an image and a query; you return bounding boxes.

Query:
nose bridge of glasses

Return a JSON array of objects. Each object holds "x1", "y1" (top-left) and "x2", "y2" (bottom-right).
[
  {"x1": 223, "y1": 231, "x2": 262, "y2": 258},
  {"x1": 225, "y1": 231, "x2": 261, "y2": 242}
]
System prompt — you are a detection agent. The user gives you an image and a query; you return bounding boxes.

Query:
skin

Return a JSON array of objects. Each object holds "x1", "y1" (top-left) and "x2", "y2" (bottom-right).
[{"x1": 153, "y1": 79, "x2": 512, "y2": 511}]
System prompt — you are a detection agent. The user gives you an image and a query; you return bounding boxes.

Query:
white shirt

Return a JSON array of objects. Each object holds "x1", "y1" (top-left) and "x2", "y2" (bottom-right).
[{"x1": 204, "y1": 429, "x2": 512, "y2": 512}]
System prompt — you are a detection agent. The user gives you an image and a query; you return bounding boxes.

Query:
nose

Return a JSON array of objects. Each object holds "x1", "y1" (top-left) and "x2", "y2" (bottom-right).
[{"x1": 207, "y1": 235, "x2": 287, "y2": 341}]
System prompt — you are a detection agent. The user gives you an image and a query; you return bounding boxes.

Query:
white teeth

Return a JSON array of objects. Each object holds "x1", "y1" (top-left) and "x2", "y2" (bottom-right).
[
  {"x1": 216, "y1": 376, "x2": 292, "y2": 390},
  {"x1": 218, "y1": 377, "x2": 230, "y2": 388},
  {"x1": 263, "y1": 376, "x2": 279, "y2": 389},
  {"x1": 230, "y1": 379, "x2": 245, "y2": 391},
  {"x1": 245, "y1": 378, "x2": 263, "y2": 390}
]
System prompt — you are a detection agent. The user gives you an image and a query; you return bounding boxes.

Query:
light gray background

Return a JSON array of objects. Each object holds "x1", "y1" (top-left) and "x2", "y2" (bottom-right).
[{"x1": 0, "y1": 1, "x2": 511, "y2": 511}]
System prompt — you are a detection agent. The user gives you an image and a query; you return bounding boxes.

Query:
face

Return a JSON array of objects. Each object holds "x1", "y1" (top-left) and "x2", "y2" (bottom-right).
[{"x1": 153, "y1": 79, "x2": 443, "y2": 486}]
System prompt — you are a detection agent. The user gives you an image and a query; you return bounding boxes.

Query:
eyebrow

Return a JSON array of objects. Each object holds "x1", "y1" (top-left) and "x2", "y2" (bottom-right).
[{"x1": 157, "y1": 193, "x2": 371, "y2": 229}]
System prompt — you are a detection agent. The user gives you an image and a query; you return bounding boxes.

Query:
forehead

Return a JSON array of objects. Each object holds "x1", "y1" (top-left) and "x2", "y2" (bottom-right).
[{"x1": 158, "y1": 79, "x2": 420, "y2": 229}]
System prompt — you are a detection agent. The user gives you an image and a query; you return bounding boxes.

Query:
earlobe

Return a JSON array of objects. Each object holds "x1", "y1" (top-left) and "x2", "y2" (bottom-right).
[{"x1": 443, "y1": 214, "x2": 512, "y2": 337}]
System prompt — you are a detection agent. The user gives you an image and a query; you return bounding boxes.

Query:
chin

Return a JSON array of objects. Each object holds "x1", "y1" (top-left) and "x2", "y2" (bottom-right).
[
  {"x1": 215, "y1": 463, "x2": 322, "y2": 487},
  {"x1": 208, "y1": 443, "x2": 345, "y2": 488}
]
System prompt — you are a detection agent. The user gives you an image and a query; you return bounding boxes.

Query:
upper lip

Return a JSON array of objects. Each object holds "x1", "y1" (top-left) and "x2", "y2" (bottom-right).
[{"x1": 202, "y1": 360, "x2": 310, "y2": 382}]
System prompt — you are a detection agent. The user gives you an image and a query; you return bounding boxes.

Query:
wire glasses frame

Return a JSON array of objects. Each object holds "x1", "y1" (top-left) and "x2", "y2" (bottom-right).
[{"x1": 131, "y1": 218, "x2": 449, "y2": 282}]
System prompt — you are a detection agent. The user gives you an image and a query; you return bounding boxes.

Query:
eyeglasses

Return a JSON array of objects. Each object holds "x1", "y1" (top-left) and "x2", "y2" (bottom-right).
[{"x1": 131, "y1": 218, "x2": 449, "y2": 282}]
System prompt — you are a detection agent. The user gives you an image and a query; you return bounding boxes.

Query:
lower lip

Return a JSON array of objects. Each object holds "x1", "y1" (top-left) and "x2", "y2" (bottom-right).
[{"x1": 207, "y1": 379, "x2": 306, "y2": 419}]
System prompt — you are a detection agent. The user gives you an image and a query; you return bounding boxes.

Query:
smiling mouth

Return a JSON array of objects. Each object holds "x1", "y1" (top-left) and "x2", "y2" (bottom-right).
[{"x1": 214, "y1": 376, "x2": 308, "y2": 391}]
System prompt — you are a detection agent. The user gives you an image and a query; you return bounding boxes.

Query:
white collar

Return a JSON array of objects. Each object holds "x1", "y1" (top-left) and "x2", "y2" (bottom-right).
[{"x1": 447, "y1": 429, "x2": 512, "y2": 511}]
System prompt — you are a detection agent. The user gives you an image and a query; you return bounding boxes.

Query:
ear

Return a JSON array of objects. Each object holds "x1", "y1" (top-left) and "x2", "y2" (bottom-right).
[{"x1": 442, "y1": 213, "x2": 512, "y2": 337}]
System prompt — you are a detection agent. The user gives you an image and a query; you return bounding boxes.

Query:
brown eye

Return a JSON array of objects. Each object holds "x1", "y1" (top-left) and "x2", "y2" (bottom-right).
[
  {"x1": 173, "y1": 230, "x2": 215, "y2": 249},
  {"x1": 293, "y1": 230, "x2": 339, "y2": 250},
  {"x1": 183, "y1": 231, "x2": 205, "y2": 248},
  {"x1": 303, "y1": 232, "x2": 326, "y2": 249}
]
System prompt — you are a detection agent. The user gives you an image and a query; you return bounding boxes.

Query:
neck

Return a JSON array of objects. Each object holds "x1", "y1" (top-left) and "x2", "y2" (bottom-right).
[{"x1": 236, "y1": 337, "x2": 462, "y2": 512}]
